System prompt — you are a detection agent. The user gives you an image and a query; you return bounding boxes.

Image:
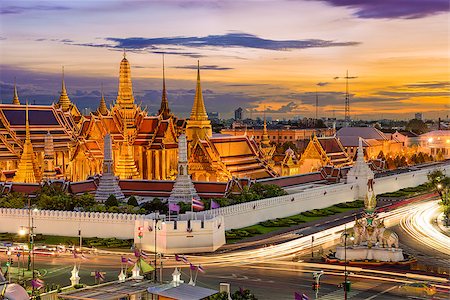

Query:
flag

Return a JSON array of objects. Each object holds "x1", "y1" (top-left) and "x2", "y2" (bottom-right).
[
  {"x1": 189, "y1": 263, "x2": 197, "y2": 271},
  {"x1": 294, "y1": 292, "x2": 309, "y2": 300},
  {"x1": 141, "y1": 251, "x2": 149, "y2": 259},
  {"x1": 134, "y1": 248, "x2": 140, "y2": 258},
  {"x1": 192, "y1": 199, "x2": 204, "y2": 211},
  {"x1": 95, "y1": 271, "x2": 105, "y2": 281},
  {"x1": 181, "y1": 255, "x2": 189, "y2": 264},
  {"x1": 211, "y1": 200, "x2": 220, "y2": 209},
  {"x1": 175, "y1": 254, "x2": 182, "y2": 262},
  {"x1": 121, "y1": 256, "x2": 127, "y2": 263},
  {"x1": 169, "y1": 202, "x2": 180, "y2": 213},
  {"x1": 198, "y1": 265, "x2": 205, "y2": 273},
  {"x1": 31, "y1": 278, "x2": 44, "y2": 289}
]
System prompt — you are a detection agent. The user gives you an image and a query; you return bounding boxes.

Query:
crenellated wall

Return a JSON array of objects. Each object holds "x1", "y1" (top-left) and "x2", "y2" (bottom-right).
[
  {"x1": 135, "y1": 215, "x2": 225, "y2": 254},
  {"x1": 0, "y1": 163, "x2": 447, "y2": 253},
  {"x1": 194, "y1": 163, "x2": 449, "y2": 230},
  {"x1": 0, "y1": 208, "x2": 142, "y2": 239}
]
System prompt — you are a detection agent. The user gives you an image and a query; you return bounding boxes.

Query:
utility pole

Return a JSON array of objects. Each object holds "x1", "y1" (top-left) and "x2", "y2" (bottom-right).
[
  {"x1": 315, "y1": 91, "x2": 319, "y2": 121},
  {"x1": 344, "y1": 70, "x2": 350, "y2": 125}
]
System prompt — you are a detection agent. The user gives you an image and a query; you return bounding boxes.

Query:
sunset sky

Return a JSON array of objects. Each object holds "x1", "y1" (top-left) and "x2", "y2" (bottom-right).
[{"x1": 0, "y1": 0, "x2": 449, "y2": 120}]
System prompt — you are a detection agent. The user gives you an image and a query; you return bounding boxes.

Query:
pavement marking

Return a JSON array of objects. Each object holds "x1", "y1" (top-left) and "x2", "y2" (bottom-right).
[
  {"x1": 317, "y1": 282, "x2": 379, "y2": 300},
  {"x1": 363, "y1": 285, "x2": 397, "y2": 300}
]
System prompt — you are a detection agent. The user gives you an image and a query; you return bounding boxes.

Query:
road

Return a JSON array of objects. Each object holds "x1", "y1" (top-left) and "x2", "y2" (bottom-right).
[{"x1": 1, "y1": 198, "x2": 449, "y2": 299}]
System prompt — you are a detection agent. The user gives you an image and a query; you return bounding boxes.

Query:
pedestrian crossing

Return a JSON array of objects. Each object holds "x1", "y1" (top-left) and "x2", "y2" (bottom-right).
[{"x1": 317, "y1": 283, "x2": 379, "y2": 300}]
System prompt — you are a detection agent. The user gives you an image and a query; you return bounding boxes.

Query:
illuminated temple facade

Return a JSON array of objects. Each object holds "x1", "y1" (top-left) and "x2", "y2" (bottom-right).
[{"x1": 0, "y1": 55, "x2": 280, "y2": 183}]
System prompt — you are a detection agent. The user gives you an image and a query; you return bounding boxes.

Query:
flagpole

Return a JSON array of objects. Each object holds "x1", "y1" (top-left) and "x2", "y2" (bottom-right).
[{"x1": 194, "y1": 267, "x2": 199, "y2": 285}]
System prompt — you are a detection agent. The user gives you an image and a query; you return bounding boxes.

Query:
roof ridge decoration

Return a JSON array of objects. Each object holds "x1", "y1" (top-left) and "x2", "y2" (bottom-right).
[
  {"x1": 98, "y1": 83, "x2": 109, "y2": 116},
  {"x1": 58, "y1": 66, "x2": 72, "y2": 112},
  {"x1": 12, "y1": 78, "x2": 20, "y2": 105}
]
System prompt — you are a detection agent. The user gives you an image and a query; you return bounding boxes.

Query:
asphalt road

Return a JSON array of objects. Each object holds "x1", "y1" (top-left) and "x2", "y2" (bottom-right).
[
  {"x1": 2, "y1": 253, "x2": 447, "y2": 299},
  {"x1": 1, "y1": 197, "x2": 449, "y2": 299}
]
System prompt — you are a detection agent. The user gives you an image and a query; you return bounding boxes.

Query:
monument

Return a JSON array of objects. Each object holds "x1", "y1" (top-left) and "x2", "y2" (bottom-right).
[
  {"x1": 168, "y1": 134, "x2": 200, "y2": 204},
  {"x1": 335, "y1": 152, "x2": 404, "y2": 262},
  {"x1": 94, "y1": 133, "x2": 125, "y2": 202}
]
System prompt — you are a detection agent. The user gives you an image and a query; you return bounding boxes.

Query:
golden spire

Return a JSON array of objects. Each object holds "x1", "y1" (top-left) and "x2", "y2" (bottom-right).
[
  {"x1": 190, "y1": 61, "x2": 208, "y2": 121},
  {"x1": 158, "y1": 54, "x2": 171, "y2": 119},
  {"x1": 98, "y1": 84, "x2": 108, "y2": 116},
  {"x1": 116, "y1": 52, "x2": 135, "y2": 108},
  {"x1": 25, "y1": 102, "x2": 30, "y2": 141},
  {"x1": 58, "y1": 66, "x2": 71, "y2": 111},
  {"x1": 13, "y1": 103, "x2": 38, "y2": 183},
  {"x1": 12, "y1": 78, "x2": 20, "y2": 105}
]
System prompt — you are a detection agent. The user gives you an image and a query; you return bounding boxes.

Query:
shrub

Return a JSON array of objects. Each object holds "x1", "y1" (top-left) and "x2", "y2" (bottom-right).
[
  {"x1": 127, "y1": 196, "x2": 139, "y2": 206},
  {"x1": 105, "y1": 195, "x2": 118, "y2": 207}
]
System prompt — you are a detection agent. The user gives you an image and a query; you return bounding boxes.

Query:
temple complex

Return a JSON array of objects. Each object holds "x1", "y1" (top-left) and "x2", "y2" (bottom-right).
[{"x1": 0, "y1": 54, "x2": 282, "y2": 183}]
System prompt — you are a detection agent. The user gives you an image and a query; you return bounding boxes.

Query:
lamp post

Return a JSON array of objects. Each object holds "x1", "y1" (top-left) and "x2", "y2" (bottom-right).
[
  {"x1": 6, "y1": 248, "x2": 11, "y2": 283},
  {"x1": 342, "y1": 226, "x2": 354, "y2": 300},
  {"x1": 154, "y1": 213, "x2": 159, "y2": 283},
  {"x1": 20, "y1": 206, "x2": 37, "y2": 294}
]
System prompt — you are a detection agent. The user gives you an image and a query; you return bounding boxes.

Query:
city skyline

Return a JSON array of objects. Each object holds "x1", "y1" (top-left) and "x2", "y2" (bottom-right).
[{"x1": 0, "y1": 0, "x2": 449, "y2": 120}]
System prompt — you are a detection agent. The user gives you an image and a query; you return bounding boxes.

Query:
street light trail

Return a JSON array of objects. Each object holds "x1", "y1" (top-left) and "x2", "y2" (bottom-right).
[{"x1": 400, "y1": 200, "x2": 450, "y2": 256}]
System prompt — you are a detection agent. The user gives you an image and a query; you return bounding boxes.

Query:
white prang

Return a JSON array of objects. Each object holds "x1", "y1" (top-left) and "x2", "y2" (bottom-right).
[
  {"x1": 95, "y1": 133, "x2": 125, "y2": 202},
  {"x1": 346, "y1": 137, "x2": 374, "y2": 199},
  {"x1": 168, "y1": 134, "x2": 200, "y2": 204}
]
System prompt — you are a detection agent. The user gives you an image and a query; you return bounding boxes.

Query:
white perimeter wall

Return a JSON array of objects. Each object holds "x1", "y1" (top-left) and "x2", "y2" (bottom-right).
[
  {"x1": 0, "y1": 210, "x2": 140, "y2": 239},
  {"x1": 0, "y1": 163, "x2": 447, "y2": 252},
  {"x1": 196, "y1": 163, "x2": 450, "y2": 230}
]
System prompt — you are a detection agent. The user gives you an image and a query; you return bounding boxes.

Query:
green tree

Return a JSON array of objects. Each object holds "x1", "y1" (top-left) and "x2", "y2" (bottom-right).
[
  {"x1": 105, "y1": 195, "x2": 118, "y2": 207},
  {"x1": 0, "y1": 192, "x2": 27, "y2": 208},
  {"x1": 141, "y1": 198, "x2": 168, "y2": 214},
  {"x1": 127, "y1": 196, "x2": 139, "y2": 206},
  {"x1": 405, "y1": 119, "x2": 428, "y2": 135},
  {"x1": 74, "y1": 193, "x2": 96, "y2": 209}
]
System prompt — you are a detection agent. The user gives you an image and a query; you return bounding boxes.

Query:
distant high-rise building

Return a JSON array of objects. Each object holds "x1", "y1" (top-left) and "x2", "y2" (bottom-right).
[
  {"x1": 208, "y1": 111, "x2": 220, "y2": 121},
  {"x1": 234, "y1": 107, "x2": 243, "y2": 120},
  {"x1": 415, "y1": 113, "x2": 423, "y2": 121}
]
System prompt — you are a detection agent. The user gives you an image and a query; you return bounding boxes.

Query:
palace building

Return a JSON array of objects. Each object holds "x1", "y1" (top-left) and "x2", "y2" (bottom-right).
[{"x1": 0, "y1": 55, "x2": 280, "y2": 183}]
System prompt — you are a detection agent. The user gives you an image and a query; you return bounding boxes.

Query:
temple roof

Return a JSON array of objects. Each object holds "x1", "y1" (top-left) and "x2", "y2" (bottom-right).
[
  {"x1": 258, "y1": 171, "x2": 326, "y2": 188},
  {"x1": 336, "y1": 127, "x2": 388, "y2": 141},
  {"x1": 76, "y1": 111, "x2": 178, "y2": 160},
  {"x1": 301, "y1": 136, "x2": 353, "y2": 167},
  {"x1": 191, "y1": 135, "x2": 277, "y2": 179},
  {"x1": 0, "y1": 104, "x2": 78, "y2": 158}
]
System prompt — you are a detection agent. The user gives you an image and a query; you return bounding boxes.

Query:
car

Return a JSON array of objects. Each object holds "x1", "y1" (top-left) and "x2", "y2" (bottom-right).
[{"x1": 397, "y1": 282, "x2": 436, "y2": 296}]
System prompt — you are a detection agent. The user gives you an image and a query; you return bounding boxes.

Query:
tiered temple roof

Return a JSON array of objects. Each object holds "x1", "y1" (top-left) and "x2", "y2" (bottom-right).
[
  {"x1": 0, "y1": 104, "x2": 78, "y2": 159},
  {"x1": 300, "y1": 135, "x2": 353, "y2": 168},
  {"x1": 190, "y1": 135, "x2": 278, "y2": 180}
]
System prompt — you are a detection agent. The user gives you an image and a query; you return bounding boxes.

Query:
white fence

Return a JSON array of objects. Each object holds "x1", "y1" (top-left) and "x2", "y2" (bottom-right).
[
  {"x1": 195, "y1": 163, "x2": 449, "y2": 230},
  {"x1": 0, "y1": 209, "x2": 141, "y2": 239}
]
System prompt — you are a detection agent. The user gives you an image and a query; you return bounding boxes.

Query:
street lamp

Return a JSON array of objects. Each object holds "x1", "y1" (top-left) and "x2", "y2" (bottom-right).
[
  {"x1": 20, "y1": 202, "x2": 38, "y2": 293},
  {"x1": 342, "y1": 227, "x2": 354, "y2": 300}
]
